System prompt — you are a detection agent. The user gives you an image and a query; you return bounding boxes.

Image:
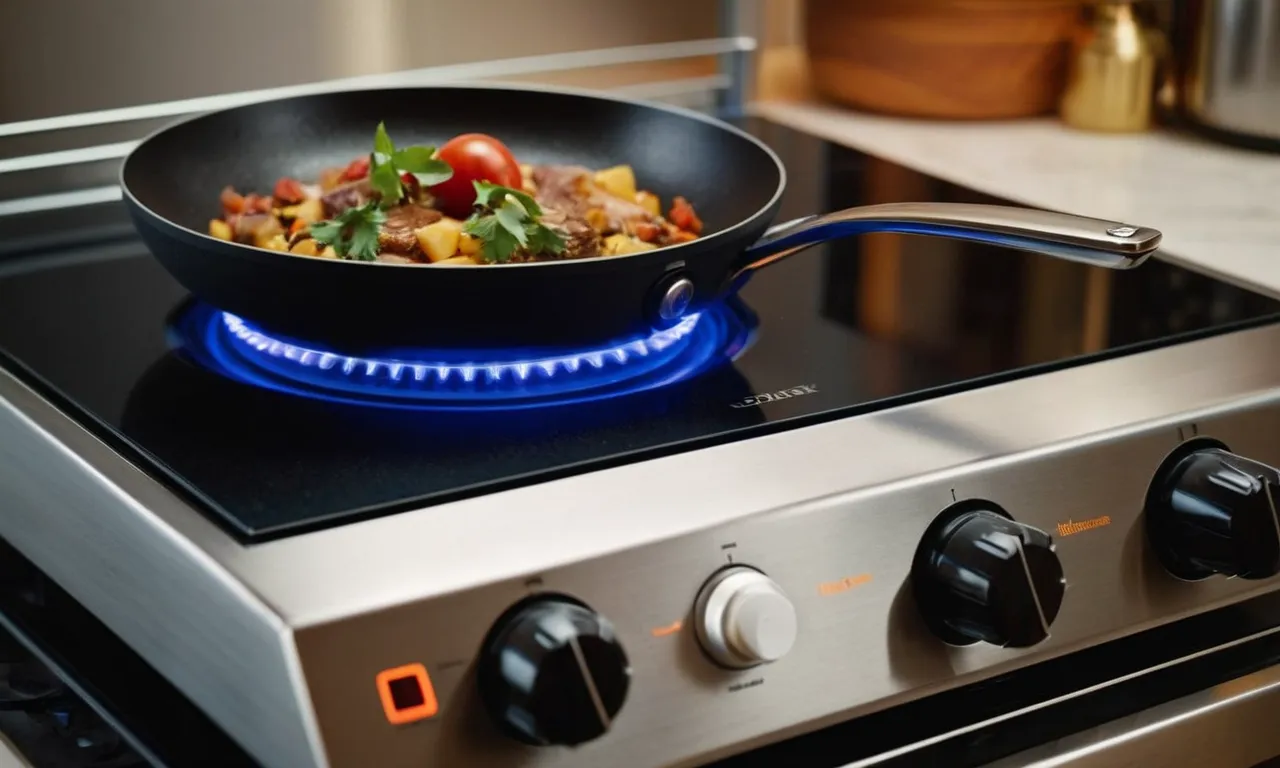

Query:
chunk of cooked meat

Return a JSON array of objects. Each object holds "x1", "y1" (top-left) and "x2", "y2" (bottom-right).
[
  {"x1": 532, "y1": 164, "x2": 656, "y2": 234},
  {"x1": 378, "y1": 204, "x2": 443, "y2": 255},
  {"x1": 321, "y1": 179, "x2": 375, "y2": 217},
  {"x1": 537, "y1": 208, "x2": 602, "y2": 261}
]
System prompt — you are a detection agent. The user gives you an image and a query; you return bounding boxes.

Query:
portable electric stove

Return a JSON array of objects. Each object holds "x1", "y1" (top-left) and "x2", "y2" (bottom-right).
[{"x1": 5, "y1": 118, "x2": 1280, "y2": 768}]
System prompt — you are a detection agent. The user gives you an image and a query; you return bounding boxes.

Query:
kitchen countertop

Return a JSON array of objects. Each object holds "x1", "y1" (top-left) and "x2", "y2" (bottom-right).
[{"x1": 751, "y1": 99, "x2": 1280, "y2": 299}]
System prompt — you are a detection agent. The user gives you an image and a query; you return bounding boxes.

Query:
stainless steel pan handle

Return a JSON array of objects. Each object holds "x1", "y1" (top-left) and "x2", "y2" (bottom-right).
[{"x1": 733, "y1": 203, "x2": 1163, "y2": 283}]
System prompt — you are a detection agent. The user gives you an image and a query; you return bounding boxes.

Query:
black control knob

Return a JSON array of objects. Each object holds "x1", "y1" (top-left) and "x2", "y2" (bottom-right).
[
  {"x1": 476, "y1": 597, "x2": 630, "y2": 747},
  {"x1": 1146, "y1": 441, "x2": 1280, "y2": 580},
  {"x1": 912, "y1": 503, "x2": 1065, "y2": 648}
]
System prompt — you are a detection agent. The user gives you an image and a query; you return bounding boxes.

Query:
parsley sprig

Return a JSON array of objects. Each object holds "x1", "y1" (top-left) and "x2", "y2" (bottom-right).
[
  {"x1": 309, "y1": 201, "x2": 386, "y2": 261},
  {"x1": 368, "y1": 121, "x2": 453, "y2": 205},
  {"x1": 307, "y1": 122, "x2": 453, "y2": 261},
  {"x1": 462, "y1": 181, "x2": 565, "y2": 263}
]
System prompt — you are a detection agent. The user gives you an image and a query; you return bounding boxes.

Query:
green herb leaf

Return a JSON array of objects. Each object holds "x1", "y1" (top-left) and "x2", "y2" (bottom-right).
[
  {"x1": 369, "y1": 157, "x2": 404, "y2": 205},
  {"x1": 462, "y1": 214, "x2": 498, "y2": 240},
  {"x1": 413, "y1": 167, "x2": 453, "y2": 187},
  {"x1": 392, "y1": 146, "x2": 454, "y2": 186},
  {"x1": 463, "y1": 214, "x2": 521, "y2": 263},
  {"x1": 309, "y1": 201, "x2": 385, "y2": 261},
  {"x1": 472, "y1": 181, "x2": 541, "y2": 217},
  {"x1": 464, "y1": 181, "x2": 564, "y2": 263},
  {"x1": 308, "y1": 219, "x2": 345, "y2": 251},
  {"x1": 525, "y1": 221, "x2": 566, "y2": 255},
  {"x1": 346, "y1": 219, "x2": 383, "y2": 261},
  {"x1": 495, "y1": 199, "x2": 530, "y2": 245},
  {"x1": 390, "y1": 146, "x2": 434, "y2": 171},
  {"x1": 373, "y1": 121, "x2": 395, "y2": 158}
]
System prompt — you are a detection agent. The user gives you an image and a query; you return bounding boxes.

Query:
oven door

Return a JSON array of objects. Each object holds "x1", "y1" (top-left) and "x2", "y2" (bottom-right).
[
  {"x1": 711, "y1": 592, "x2": 1280, "y2": 768},
  {"x1": 990, "y1": 664, "x2": 1280, "y2": 768}
]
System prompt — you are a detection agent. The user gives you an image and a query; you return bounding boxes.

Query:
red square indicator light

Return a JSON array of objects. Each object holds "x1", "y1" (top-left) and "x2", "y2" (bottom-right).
[{"x1": 375, "y1": 663, "x2": 438, "y2": 725}]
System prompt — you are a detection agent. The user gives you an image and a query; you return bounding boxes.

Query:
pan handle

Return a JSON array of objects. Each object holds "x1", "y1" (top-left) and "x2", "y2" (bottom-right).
[{"x1": 732, "y1": 202, "x2": 1162, "y2": 283}]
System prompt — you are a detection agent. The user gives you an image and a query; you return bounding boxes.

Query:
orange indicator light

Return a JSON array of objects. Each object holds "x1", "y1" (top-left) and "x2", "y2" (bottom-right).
[
  {"x1": 376, "y1": 663, "x2": 439, "y2": 725},
  {"x1": 650, "y1": 620, "x2": 683, "y2": 637},
  {"x1": 1055, "y1": 515, "x2": 1112, "y2": 537},
  {"x1": 817, "y1": 573, "x2": 873, "y2": 596}
]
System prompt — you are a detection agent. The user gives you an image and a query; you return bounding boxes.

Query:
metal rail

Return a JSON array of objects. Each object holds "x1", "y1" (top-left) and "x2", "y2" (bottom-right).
[
  {"x1": 0, "y1": 37, "x2": 754, "y2": 140},
  {"x1": 0, "y1": 23, "x2": 757, "y2": 225}
]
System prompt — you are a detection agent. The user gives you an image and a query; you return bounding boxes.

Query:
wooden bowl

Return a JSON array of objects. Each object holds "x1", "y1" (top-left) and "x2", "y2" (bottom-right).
[{"x1": 804, "y1": 0, "x2": 1083, "y2": 119}]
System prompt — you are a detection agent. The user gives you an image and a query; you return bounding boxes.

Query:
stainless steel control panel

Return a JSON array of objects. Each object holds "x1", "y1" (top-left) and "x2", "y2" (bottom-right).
[
  {"x1": 9, "y1": 325, "x2": 1280, "y2": 768},
  {"x1": 297, "y1": 404, "x2": 1280, "y2": 768}
]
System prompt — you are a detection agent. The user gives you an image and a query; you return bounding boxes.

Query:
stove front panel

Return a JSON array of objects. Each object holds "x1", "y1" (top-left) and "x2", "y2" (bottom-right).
[
  {"x1": 8, "y1": 320, "x2": 1280, "y2": 768},
  {"x1": 286, "y1": 334, "x2": 1280, "y2": 768}
]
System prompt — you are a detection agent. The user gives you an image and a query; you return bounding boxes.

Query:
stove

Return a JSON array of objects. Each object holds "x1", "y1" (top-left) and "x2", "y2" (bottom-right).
[{"x1": 5, "y1": 118, "x2": 1280, "y2": 768}]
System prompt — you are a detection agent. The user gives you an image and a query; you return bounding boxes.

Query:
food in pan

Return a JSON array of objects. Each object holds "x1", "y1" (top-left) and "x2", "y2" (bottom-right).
[{"x1": 208, "y1": 123, "x2": 703, "y2": 265}]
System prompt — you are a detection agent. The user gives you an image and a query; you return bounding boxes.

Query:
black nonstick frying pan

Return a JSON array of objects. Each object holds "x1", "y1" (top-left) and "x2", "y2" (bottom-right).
[{"x1": 122, "y1": 84, "x2": 1163, "y2": 352}]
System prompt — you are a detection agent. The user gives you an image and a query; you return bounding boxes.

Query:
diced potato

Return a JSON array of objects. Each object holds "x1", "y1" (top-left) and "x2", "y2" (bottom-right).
[
  {"x1": 593, "y1": 165, "x2": 637, "y2": 201},
  {"x1": 318, "y1": 167, "x2": 346, "y2": 192},
  {"x1": 458, "y1": 233, "x2": 482, "y2": 255},
  {"x1": 252, "y1": 225, "x2": 285, "y2": 249},
  {"x1": 519, "y1": 164, "x2": 538, "y2": 195},
  {"x1": 292, "y1": 197, "x2": 325, "y2": 225},
  {"x1": 262, "y1": 234, "x2": 290, "y2": 252},
  {"x1": 290, "y1": 238, "x2": 321, "y2": 256},
  {"x1": 435, "y1": 256, "x2": 477, "y2": 266},
  {"x1": 415, "y1": 219, "x2": 462, "y2": 262},
  {"x1": 635, "y1": 190, "x2": 661, "y2": 218},
  {"x1": 208, "y1": 219, "x2": 233, "y2": 241},
  {"x1": 603, "y1": 234, "x2": 657, "y2": 256},
  {"x1": 584, "y1": 208, "x2": 609, "y2": 232},
  {"x1": 290, "y1": 238, "x2": 337, "y2": 259}
]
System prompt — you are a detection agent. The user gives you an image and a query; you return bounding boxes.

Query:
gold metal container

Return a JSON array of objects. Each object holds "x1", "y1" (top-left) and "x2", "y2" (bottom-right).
[{"x1": 1059, "y1": 2, "x2": 1160, "y2": 132}]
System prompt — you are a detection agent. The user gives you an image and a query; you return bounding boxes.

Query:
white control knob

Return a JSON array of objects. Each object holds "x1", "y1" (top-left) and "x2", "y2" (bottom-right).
[{"x1": 694, "y1": 567, "x2": 798, "y2": 668}]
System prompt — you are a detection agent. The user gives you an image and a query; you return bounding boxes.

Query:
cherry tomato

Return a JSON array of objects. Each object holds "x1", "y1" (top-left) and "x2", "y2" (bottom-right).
[
  {"x1": 632, "y1": 222, "x2": 662, "y2": 242},
  {"x1": 243, "y1": 194, "x2": 273, "y2": 214},
  {"x1": 342, "y1": 156, "x2": 370, "y2": 181},
  {"x1": 220, "y1": 186, "x2": 246, "y2": 214},
  {"x1": 273, "y1": 177, "x2": 305, "y2": 204},
  {"x1": 430, "y1": 133, "x2": 523, "y2": 218},
  {"x1": 668, "y1": 196, "x2": 702, "y2": 234}
]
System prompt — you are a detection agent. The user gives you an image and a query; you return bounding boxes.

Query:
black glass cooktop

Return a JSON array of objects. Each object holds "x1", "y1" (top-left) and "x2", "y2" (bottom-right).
[{"x1": 2, "y1": 118, "x2": 1278, "y2": 542}]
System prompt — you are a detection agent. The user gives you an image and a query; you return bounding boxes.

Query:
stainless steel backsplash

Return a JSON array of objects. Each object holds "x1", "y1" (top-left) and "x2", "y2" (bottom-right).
[{"x1": 0, "y1": 0, "x2": 718, "y2": 122}]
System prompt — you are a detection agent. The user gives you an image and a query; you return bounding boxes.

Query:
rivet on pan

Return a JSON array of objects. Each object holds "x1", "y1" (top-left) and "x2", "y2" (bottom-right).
[
  {"x1": 658, "y1": 277, "x2": 696, "y2": 321},
  {"x1": 1107, "y1": 226, "x2": 1139, "y2": 238}
]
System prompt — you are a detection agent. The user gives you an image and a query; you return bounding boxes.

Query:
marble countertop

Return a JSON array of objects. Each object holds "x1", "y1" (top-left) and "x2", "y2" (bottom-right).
[{"x1": 752, "y1": 100, "x2": 1280, "y2": 298}]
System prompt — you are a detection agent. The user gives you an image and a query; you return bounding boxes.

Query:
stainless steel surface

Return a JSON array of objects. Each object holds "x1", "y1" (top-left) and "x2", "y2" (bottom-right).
[
  {"x1": 840, "y1": 623, "x2": 1280, "y2": 766},
  {"x1": 656, "y1": 276, "x2": 696, "y2": 321},
  {"x1": 0, "y1": 38, "x2": 752, "y2": 141},
  {"x1": 693, "y1": 567, "x2": 798, "y2": 668},
  {"x1": 737, "y1": 203, "x2": 1162, "y2": 281},
  {"x1": 0, "y1": 0, "x2": 761, "y2": 221},
  {"x1": 0, "y1": 381, "x2": 325, "y2": 768},
  {"x1": 986, "y1": 662, "x2": 1280, "y2": 768},
  {"x1": 1177, "y1": 0, "x2": 1280, "y2": 142},
  {"x1": 0, "y1": 39, "x2": 753, "y2": 219},
  {"x1": 0, "y1": 1, "x2": 729, "y2": 125},
  {"x1": 717, "y1": 0, "x2": 759, "y2": 115},
  {"x1": 4, "y1": 321, "x2": 1280, "y2": 766}
]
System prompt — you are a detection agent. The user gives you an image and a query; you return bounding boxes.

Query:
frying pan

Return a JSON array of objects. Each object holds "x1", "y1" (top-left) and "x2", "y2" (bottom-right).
[{"x1": 121, "y1": 84, "x2": 1162, "y2": 352}]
